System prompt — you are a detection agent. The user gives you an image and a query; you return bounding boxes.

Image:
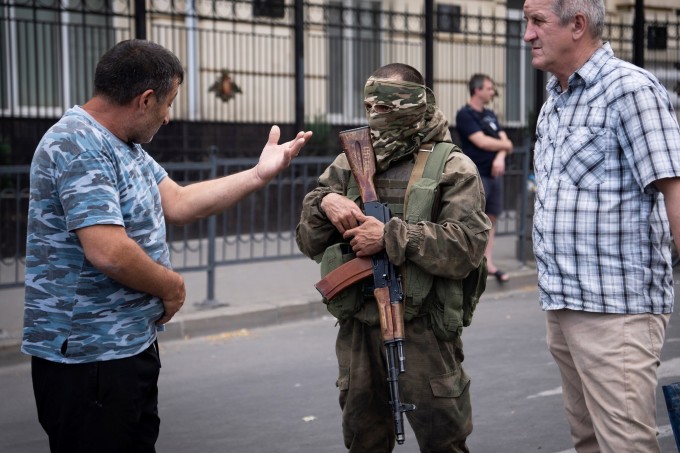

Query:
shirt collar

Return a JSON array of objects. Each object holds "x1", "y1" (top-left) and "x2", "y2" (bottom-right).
[{"x1": 546, "y1": 42, "x2": 614, "y2": 95}]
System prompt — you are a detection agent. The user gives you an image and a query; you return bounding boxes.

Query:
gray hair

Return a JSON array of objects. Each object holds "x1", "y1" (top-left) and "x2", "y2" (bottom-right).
[{"x1": 552, "y1": 0, "x2": 605, "y2": 39}]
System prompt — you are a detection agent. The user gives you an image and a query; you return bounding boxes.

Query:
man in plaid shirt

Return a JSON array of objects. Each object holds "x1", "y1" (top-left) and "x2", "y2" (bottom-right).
[{"x1": 523, "y1": 0, "x2": 680, "y2": 451}]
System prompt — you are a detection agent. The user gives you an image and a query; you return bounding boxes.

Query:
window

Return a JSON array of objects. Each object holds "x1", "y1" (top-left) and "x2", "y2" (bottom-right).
[
  {"x1": 505, "y1": 8, "x2": 535, "y2": 127},
  {"x1": 1, "y1": 0, "x2": 114, "y2": 116},
  {"x1": 327, "y1": 0, "x2": 381, "y2": 123},
  {"x1": 253, "y1": 0, "x2": 286, "y2": 19},
  {"x1": 436, "y1": 4, "x2": 461, "y2": 34}
]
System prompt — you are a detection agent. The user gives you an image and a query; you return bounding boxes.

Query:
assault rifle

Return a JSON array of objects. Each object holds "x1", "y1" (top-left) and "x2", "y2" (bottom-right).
[{"x1": 338, "y1": 126, "x2": 416, "y2": 444}]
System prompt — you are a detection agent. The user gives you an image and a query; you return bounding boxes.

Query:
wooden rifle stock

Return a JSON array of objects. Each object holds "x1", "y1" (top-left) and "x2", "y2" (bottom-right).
[
  {"x1": 337, "y1": 126, "x2": 415, "y2": 445},
  {"x1": 338, "y1": 128, "x2": 395, "y2": 342},
  {"x1": 338, "y1": 127, "x2": 379, "y2": 203}
]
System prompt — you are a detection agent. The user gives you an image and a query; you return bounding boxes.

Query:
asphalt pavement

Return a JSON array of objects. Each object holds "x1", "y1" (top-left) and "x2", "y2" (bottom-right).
[
  {"x1": 0, "y1": 234, "x2": 537, "y2": 357},
  {"x1": 2, "y1": 287, "x2": 679, "y2": 452},
  {"x1": 160, "y1": 234, "x2": 538, "y2": 343},
  {"x1": 2, "y1": 235, "x2": 680, "y2": 452}
]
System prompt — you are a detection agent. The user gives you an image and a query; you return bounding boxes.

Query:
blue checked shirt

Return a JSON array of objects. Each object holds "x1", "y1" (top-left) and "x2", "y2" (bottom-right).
[{"x1": 533, "y1": 43, "x2": 680, "y2": 314}]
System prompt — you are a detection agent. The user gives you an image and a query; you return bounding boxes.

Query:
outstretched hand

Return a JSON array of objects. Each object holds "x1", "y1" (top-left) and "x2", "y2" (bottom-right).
[{"x1": 255, "y1": 125, "x2": 313, "y2": 183}]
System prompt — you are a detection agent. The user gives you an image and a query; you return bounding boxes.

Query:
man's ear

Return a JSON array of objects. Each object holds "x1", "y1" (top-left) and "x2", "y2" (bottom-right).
[
  {"x1": 137, "y1": 89, "x2": 155, "y2": 111},
  {"x1": 572, "y1": 13, "x2": 588, "y2": 40}
]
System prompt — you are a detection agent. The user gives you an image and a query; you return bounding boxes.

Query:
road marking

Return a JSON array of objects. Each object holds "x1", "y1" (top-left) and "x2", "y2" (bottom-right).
[
  {"x1": 527, "y1": 386, "x2": 562, "y2": 399},
  {"x1": 658, "y1": 424, "x2": 674, "y2": 438}
]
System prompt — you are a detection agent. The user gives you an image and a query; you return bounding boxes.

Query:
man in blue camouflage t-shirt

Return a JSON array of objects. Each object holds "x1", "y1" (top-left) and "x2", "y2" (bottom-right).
[{"x1": 23, "y1": 39, "x2": 312, "y2": 453}]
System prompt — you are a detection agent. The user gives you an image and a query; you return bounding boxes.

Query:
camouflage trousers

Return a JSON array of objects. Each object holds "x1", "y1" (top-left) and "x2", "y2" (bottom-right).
[{"x1": 335, "y1": 316, "x2": 472, "y2": 453}]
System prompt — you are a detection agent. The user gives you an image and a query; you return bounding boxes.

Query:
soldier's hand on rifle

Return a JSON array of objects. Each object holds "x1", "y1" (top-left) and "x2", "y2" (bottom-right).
[
  {"x1": 343, "y1": 213, "x2": 385, "y2": 257},
  {"x1": 321, "y1": 192, "x2": 364, "y2": 234}
]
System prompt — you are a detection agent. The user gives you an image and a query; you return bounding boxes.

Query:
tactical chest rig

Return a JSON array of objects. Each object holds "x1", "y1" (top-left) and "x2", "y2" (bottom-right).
[{"x1": 316, "y1": 142, "x2": 487, "y2": 341}]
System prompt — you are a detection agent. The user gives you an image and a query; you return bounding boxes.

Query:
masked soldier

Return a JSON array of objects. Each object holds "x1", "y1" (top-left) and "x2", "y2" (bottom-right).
[{"x1": 296, "y1": 63, "x2": 490, "y2": 452}]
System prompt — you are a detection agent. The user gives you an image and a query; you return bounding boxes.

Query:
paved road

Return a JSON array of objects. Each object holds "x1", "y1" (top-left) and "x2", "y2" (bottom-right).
[{"x1": 1, "y1": 287, "x2": 679, "y2": 452}]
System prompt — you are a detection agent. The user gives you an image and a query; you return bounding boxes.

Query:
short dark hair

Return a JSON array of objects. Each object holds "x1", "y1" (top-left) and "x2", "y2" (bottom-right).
[
  {"x1": 93, "y1": 39, "x2": 184, "y2": 105},
  {"x1": 468, "y1": 73, "x2": 492, "y2": 96},
  {"x1": 371, "y1": 63, "x2": 424, "y2": 85}
]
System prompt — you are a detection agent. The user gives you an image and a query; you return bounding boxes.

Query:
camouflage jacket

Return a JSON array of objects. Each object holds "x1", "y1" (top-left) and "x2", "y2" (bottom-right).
[
  {"x1": 23, "y1": 106, "x2": 168, "y2": 363},
  {"x1": 296, "y1": 146, "x2": 490, "y2": 312}
]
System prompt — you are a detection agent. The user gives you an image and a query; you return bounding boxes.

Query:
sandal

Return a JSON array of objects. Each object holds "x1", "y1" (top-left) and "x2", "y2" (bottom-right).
[{"x1": 493, "y1": 270, "x2": 509, "y2": 283}]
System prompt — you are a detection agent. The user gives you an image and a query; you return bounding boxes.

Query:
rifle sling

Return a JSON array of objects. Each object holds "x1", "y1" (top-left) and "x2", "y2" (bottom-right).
[
  {"x1": 315, "y1": 256, "x2": 373, "y2": 301},
  {"x1": 403, "y1": 144, "x2": 433, "y2": 211}
]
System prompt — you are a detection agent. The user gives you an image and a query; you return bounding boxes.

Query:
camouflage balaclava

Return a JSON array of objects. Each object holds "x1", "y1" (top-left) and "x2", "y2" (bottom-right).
[{"x1": 364, "y1": 77, "x2": 451, "y2": 171}]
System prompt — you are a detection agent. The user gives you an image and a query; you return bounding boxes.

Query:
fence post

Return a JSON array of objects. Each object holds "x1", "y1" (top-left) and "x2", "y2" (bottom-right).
[
  {"x1": 207, "y1": 147, "x2": 217, "y2": 302},
  {"x1": 294, "y1": 0, "x2": 305, "y2": 134},
  {"x1": 516, "y1": 144, "x2": 530, "y2": 264},
  {"x1": 424, "y1": 0, "x2": 434, "y2": 89},
  {"x1": 195, "y1": 146, "x2": 227, "y2": 309},
  {"x1": 134, "y1": 0, "x2": 147, "y2": 39},
  {"x1": 513, "y1": 137, "x2": 536, "y2": 266},
  {"x1": 633, "y1": 0, "x2": 645, "y2": 68}
]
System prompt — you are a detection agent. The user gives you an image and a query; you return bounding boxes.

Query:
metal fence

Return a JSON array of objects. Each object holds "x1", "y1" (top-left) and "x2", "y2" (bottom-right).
[
  {"x1": 0, "y1": 145, "x2": 531, "y2": 290},
  {"x1": 2, "y1": 0, "x2": 676, "y2": 291},
  {"x1": 0, "y1": 165, "x2": 29, "y2": 289}
]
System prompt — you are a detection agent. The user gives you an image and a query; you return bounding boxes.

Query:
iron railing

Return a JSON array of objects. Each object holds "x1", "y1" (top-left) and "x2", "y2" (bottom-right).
[{"x1": 0, "y1": 146, "x2": 531, "y2": 290}]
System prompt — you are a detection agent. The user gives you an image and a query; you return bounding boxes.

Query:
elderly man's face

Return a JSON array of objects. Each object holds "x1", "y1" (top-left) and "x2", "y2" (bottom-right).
[{"x1": 523, "y1": 0, "x2": 575, "y2": 81}]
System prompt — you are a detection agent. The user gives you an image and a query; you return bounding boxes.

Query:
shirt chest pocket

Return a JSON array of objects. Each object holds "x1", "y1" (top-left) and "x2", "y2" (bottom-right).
[{"x1": 559, "y1": 126, "x2": 612, "y2": 188}]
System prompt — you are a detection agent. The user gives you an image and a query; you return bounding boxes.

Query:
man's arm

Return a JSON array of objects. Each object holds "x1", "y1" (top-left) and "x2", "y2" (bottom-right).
[
  {"x1": 489, "y1": 131, "x2": 513, "y2": 177},
  {"x1": 457, "y1": 108, "x2": 513, "y2": 153},
  {"x1": 655, "y1": 177, "x2": 680, "y2": 250},
  {"x1": 76, "y1": 224, "x2": 185, "y2": 325},
  {"x1": 382, "y1": 153, "x2": 491, "y2": 280},
  {"x1": 468, "y1": 130, "x2": 513, "y2": 153},
  {"x1": 161, "y1": 126, "x2": 312, "y2": 225},
  {"x1": 296, "y1": 154, "x2": 354, "y2": 259}
]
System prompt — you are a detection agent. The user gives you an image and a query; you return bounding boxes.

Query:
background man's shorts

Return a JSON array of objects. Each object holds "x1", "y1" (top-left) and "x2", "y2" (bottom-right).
[{"x1": 481, "y1": 175, "x2": 503, "y2": 217}]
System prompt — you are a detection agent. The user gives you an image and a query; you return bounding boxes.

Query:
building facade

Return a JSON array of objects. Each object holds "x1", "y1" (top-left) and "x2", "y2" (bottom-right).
[{"x1": 0, "y1": 0, "x2": 678, "y2": 163}]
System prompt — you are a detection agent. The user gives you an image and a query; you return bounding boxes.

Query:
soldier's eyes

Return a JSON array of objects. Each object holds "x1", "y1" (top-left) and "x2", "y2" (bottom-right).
[{"x1": 365, "y1": 103, "x2": 394, "y2": 114}]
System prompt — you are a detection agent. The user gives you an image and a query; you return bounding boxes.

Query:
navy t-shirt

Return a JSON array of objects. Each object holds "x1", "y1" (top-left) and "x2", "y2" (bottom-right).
[{"x1": 455, "y1": 105, "x2": 503, "y2": 177}]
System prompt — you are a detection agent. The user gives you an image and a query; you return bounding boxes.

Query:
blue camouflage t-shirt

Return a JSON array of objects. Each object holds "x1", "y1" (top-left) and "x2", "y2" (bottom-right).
[{"x1": 23, "y1": 106, "x2": 169, "y2": 363}]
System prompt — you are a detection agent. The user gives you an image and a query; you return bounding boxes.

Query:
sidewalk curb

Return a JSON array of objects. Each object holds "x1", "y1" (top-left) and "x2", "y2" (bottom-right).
[
  {"x1": 481, "y1": 267, "x2": 538, "y2": 300},
  {"x1": 0, "y1": 267, "x2": 539, "y2": 359},
  {"x1": 161, "y1": 298, "x2": 328, "y2": 342},
  {"x1": 159, "y1": 267, "x2": 539, "y2": 343}
]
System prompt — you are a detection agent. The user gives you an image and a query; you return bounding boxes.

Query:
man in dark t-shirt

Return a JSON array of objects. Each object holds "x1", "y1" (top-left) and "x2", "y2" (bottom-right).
[{"x1": 456, "y1": 74, "x2": 513, "y2": 282}]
